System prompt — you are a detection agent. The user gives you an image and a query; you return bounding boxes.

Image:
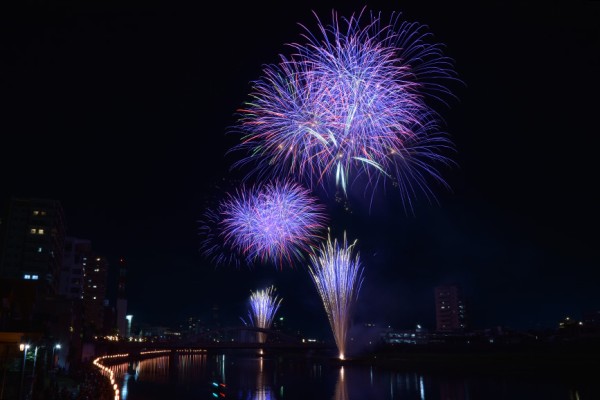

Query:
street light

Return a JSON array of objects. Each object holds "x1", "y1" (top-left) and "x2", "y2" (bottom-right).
[
  {"x1": 126, "y1": 315, "x2": 133, "y2": 339},
  {"x1": 52, "y1": 344, "x2": 61, "y2": 369},
  {"x1": 29, "y1": 345, "x2": 44, "y2": 398},
  {"x1": 19, "y1": 344, "x2": 30, "y2": 400}
]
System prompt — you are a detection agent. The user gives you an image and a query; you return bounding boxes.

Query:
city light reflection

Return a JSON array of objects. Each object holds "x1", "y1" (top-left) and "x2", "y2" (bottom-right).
[
  {"x1": 177, "y1": 354, "x2": 207, "y2": 384},
  {"x1": 252, "y1": 356, "x2": 273, "y2": 400},
  {"x1": 136, "y1": 356, "x2": 170, "y2": 384},
  {"x1": 97, "y1": 352, "x2": 597, "y2": 400}
]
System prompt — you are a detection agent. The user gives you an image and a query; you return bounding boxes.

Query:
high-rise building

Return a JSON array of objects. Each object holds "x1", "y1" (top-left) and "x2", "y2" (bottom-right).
[
  {"x1": 59, "y1": 237, "x2": 92, "y2": 300},
  {"x1": 0, "y1": 197, "x2": 66, "y2": 293},
  {"x1": 115, "y1": 257, "x2": 128, "y2": 337},
  {"x1": 434, "y1": 284, "x2": 467, "y2": 332},
  {"x1": 82, "y1": 255, "x2": 109, "y2": 334},
  {"x1": 0, "y1": 197, "x2": 66, "y2": 331}
]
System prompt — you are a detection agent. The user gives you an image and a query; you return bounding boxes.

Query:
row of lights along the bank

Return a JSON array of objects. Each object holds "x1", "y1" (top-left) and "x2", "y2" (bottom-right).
[{"x1": 93, "y1": 349, "x2": 208, "y2": 399}]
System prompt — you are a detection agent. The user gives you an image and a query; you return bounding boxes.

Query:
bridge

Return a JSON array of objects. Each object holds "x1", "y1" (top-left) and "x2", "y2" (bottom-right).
[{"x1": 98, "y1": 326, "x2": 335, "y2": 356}]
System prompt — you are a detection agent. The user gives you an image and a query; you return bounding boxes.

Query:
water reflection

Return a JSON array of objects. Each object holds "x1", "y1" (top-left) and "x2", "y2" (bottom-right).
[
  {"x1": 252, "y1": 357, "x2": 273, "y2": 400},
  {"x1": 177, "y1": 354, "x2": 207, "y2": 384},
  {"x1": 108, "y1": 354, "x2": 208, "y2": 399},
  {"x1": 107, "y1": 352, "x2": 599, "y2": 400},
  {"x1": 232, "y1": 355, "x2": 275, "y2": 400},
  {"x1": 333, "y1": 367, "x2": 348, "y2": 400},
  {"x1": 121, "y1": 371, "x2": 132, "y2": 400},
  {"x1": 439, "y1": 378, "x2": 468, "y2": 400},
  {"x1": 136, "y1": 355, "x2": 170, "y2": 383},
  {"x1": 384, "y1": 371, "x2": 427, "y2": 399}
]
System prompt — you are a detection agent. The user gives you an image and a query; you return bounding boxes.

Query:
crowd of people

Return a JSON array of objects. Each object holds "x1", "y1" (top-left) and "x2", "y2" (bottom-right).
[{"x1": 32, "y1": 364, "x2": 116, "y2": 400}]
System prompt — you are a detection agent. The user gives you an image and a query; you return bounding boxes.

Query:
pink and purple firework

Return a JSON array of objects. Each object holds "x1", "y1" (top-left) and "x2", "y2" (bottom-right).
[
  {"x1": 308, "y1": 231, "x2": 364, "y2": 360},
  {"x1": 231, "y1": 8, "x2": 459, "y2": 209},
  {"x1": 220, "y1": 180, "x2": 327, "y2": 268}
]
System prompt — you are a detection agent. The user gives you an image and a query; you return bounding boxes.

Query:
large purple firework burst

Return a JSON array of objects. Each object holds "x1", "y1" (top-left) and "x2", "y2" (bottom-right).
[
  {"x1": 218, "y1": 180, "x2": 328, "y2": 268},
  {"x1": 308, "y1": 230, "x2": 364, "y2": 360},
  {"x1": 230, "y1": 8, "x2": 459, "y2": 210}
]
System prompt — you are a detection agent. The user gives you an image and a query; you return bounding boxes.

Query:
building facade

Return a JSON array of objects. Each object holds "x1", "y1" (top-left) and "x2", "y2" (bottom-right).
[
  {"x1": 59, "y1": 237, "x2": 92, "y2": 300},
  {"x1": 434, "y1": 284, "x2": 467, "y2": 332},
  {"x1": 82, "y1": 255, "x2": 109, "y2": 335},
  {"x1": 115, "y1": 257, "x2": 128, "y2": 337},
  {"x1": 0, "y1": 197, "x2": 66, "y2": 293},
  {"x1": 0, "y1": 197, "x2": 66, "y2": 331}
]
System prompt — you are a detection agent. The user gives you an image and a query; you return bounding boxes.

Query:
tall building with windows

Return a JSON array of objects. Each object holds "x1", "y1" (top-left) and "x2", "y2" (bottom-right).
[
  {"x1": 0, "y1": 197, "x2": 66, "y2": 331},
  {"x1": 60, "y1": 237, "x2": 92, "y2": 300},
  {"x1": 0, "y1": 197, "x2": 66, "y2": 293},
  {"x1": 115, "y1": 257, "x2": 128, "y2": 337},
  {"x1": 434, "y1": 284, "x2": 467, "y2": 332},
  {"x1": 82, "y1": 255, "x2": 109, "y2": 335}
]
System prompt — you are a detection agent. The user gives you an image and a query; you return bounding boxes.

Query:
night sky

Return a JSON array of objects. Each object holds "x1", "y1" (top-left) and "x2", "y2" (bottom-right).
[{"x1": 2, "y1": 1, "x2": 598, "y2": 337}]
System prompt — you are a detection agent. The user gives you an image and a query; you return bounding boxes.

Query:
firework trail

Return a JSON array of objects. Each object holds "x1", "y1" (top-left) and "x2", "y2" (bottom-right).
[
  {"x1": 219, "y1": 179, "x2": 328, "y2": 268},
  {"x1": 308, "y1": 231, "x2": 364, "y2": 360},
  {"x1": 231, "y1": 8, "x2": 459, "y2": 210},
  {"x1": 242, "y1": 285, "x2": 283, "y2": 344}
]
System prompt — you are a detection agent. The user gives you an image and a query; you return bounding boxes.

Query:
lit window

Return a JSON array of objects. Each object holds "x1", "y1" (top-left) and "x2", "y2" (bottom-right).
[
  {"x1": 38, "y1": 229, "x2": 44, "y2": 235},
  {"x1": 30, "y1": 228, "x2": 37, "y2": 234},
  {"x1": 33, "y1": 210, "x2": 39, "y2": 216},
  {"x1": 24, "y1": 274, "x2": 31, "y2": 280},
  {"x1": 32, "y1": 275, "x2": 38, "y2": 280}
]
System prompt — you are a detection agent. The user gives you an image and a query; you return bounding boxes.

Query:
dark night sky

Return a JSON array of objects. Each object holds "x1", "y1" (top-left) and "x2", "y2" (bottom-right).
[{"x1": 1, "y1": 1, "x2": 598, "y2": 336}]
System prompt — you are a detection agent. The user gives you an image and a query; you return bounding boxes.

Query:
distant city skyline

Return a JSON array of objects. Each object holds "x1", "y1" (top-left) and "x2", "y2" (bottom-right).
[{"x1": 1, "y1": 193, "x2": 597, "y2": 338}]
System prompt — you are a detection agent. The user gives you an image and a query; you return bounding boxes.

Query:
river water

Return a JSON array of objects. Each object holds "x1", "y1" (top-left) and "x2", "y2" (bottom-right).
[{"x1": 105, "y1": 351, "x2": 598, "y2": 400}]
